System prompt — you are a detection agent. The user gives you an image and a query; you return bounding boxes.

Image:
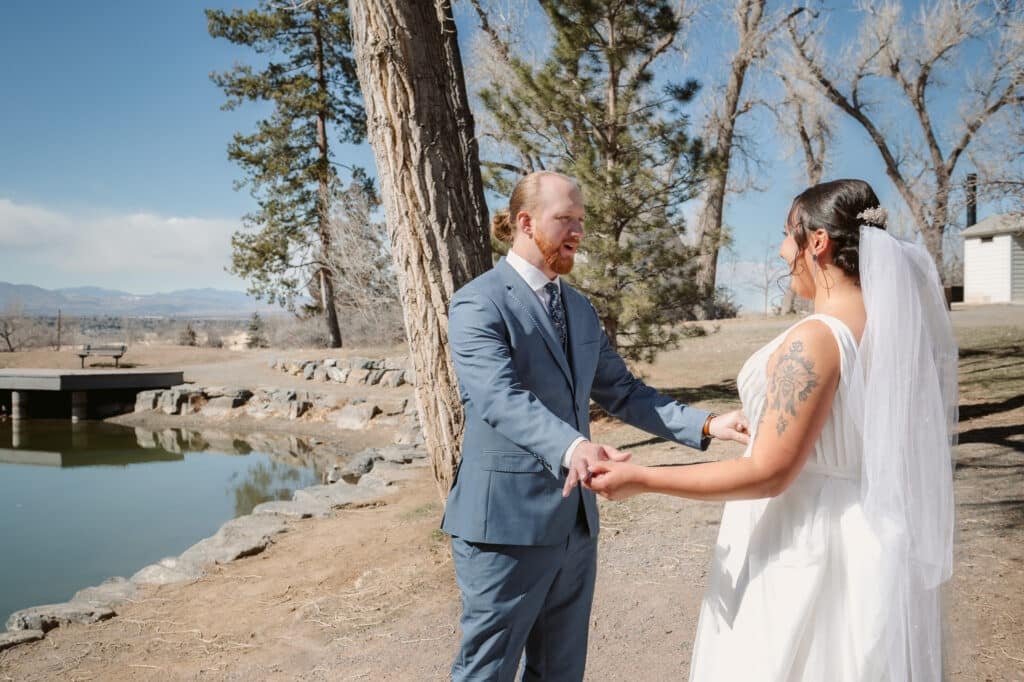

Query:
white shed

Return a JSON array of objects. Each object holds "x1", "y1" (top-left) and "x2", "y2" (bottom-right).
[{"x1": 962, "y1": 213, "x2": 1024, "y2": 304}]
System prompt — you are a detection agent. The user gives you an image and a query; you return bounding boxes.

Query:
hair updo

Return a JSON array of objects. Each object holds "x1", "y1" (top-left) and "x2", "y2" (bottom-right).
[
  {"x1": 787, "y1": 178, "x2": 886, "y2": 281},
  {"x1": 490, "y1": 170, "x2": 579, "y2": 244}
]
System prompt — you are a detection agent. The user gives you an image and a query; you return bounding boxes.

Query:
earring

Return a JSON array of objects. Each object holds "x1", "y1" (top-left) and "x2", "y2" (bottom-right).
[{"x1": 812, "y1": 253, "x2": 819, "y2": 278}]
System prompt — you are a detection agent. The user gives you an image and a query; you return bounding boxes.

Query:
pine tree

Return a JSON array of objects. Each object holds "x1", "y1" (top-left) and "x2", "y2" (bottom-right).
[
  {"x1": 472, "y1": 0, "x2": 707, "y2": 362},
  {"x1": 207, "y1": 0, "x2": 365, "y2": 348},
  {"x1": 246, "y1": 313, "x2": 268, "y2": 349}
]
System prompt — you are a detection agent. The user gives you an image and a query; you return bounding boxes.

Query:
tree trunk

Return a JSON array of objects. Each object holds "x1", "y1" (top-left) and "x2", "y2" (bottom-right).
[
  {"x1": 313, "y1": 8, "x2": 343, "y2": 348},
  {"x1": 693, "y1": 172, "x2": 727, "y2": 317},
  {"x1": 349, "y1": 0, "x2": 492, "y2": 501}
]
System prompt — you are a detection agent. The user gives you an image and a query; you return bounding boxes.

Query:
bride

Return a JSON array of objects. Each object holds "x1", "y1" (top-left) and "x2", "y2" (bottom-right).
[{"x1": 587, "y1": 179, "x2": 958, "y2": 681}]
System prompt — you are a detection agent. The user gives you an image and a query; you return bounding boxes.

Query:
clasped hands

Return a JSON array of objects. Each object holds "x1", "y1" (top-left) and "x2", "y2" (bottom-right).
[{"x1": 563, "y1": 410, "x2": 751, "y2": 500}]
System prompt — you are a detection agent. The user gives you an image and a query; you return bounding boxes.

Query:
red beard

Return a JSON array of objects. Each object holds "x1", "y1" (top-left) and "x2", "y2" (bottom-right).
[{"x1": 535, "y1": 232, "x2": 577, "y2": 275}]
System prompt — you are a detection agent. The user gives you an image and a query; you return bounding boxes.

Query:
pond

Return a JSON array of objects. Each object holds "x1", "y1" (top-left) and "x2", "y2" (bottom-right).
[{"x1": 0, "y1": 420, "x2": 321, "y2": 625}]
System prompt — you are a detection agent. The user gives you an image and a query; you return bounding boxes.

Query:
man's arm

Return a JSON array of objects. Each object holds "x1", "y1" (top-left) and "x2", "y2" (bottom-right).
[
  {"x1": 448, "y1": 293, "x2": 583, "y2": 477},
  {"x1": 589, "y1": 327, "x2": 710, "y2": 451}
]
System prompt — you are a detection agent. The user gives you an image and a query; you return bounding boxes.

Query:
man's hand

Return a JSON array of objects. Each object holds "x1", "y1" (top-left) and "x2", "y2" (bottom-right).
[
  {"x1": 562, "y1": 441, "x2": 631, "y2": 497},
  {"x1": 708, "y1": 409, "x2": 750, "y2": 445}
]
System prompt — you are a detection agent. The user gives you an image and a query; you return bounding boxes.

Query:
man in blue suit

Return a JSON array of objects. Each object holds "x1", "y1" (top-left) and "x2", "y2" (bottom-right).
[{"x1": 442, "y1": 171, "x2": 749, "y2": 680}]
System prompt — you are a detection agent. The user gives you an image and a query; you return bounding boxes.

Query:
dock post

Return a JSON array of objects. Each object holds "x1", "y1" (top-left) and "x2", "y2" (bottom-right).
[
  {"x1": 11, "y1": 391, "x2": 27, "y2": 420},
  {"x1": 71, "y1": 391, "x2": 88, "y2": 423}
]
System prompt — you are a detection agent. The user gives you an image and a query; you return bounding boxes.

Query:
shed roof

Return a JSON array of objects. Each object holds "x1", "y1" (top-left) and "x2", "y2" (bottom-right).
[{"x1": 962, "y1": 212, "x2": 1024, "y2": 239}]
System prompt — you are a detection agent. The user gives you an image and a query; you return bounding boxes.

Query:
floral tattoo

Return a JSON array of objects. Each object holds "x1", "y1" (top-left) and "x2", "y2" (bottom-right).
[{"x1": 766, "y1": 341, "x2": 819, "y2": 436}]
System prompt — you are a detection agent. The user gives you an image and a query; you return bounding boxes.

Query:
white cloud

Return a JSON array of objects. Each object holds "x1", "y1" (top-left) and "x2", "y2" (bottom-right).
[{"x1": 0, "y1": 198, "x2": 246, "y2": 293}]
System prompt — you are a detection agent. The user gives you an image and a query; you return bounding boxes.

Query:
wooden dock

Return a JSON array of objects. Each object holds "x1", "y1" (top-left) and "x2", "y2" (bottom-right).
[{"x1": 0, "y1": 369, "x2": 183, "y2": 422}]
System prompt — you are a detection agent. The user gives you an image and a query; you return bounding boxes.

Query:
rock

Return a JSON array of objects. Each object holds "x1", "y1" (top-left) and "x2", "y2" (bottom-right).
[
  {"x1": 378, "y1": 398, "x2": 408, "y2": 416},
  {"x1": 346, "y1": 368, "x2": 371, "y2": 384},
  {"x1": 293, "y1": 476, "x2": 396, "y2": 509},
  {"x1": 134, "y1": 389, "x2": 161, "y2": 412},
  {"x1": 302, "y1": 363, "x2": 318, "y2": 380},
  {"x1": 313, "y1": 367, "x2": 328, "y2": 382},
  {"x1": 269, "y1": 358, "x2": 281, "y2": 369},
  {"x1": 376, "y1": 445, "x2": 421, "y2": 464},
  {"x1": 404, "y1": 367, "x2": 416, "y2": 385},
  {"x1": 201, "y1": 395, "x2": 239, "y2": 418},
  {"x1": 384, "y1": 356, "x2": 408, "y2": 370},
  {"x1": 348, "y1": 356, "x2": 377, "y2": 370},
  {"x1": 0, "y1": 629, "x2": 45, "y2": 651},
  {"x1": 6, "y1": 603, "x2": 115, "y2": 633},
  {"x1": 159, "y1": 389, "x2": 185, "y2": 415},
  {"x1": 380, "y1": 370, "x2": 406, "y2": 388},
  {"x1": 131, "y1": 556, "x2": 204, "y2": 585},
  {"x1": 395, "y1": 420, "x2": 425, "y2": 445},
  {"x1": 314, "y1": 393, "x2": 346, "y2": 410},
  {"x1": 72, "y1": 577, "x2": 137, "y2": 608},
  {"x1": 288, "y1": 400, "x2": 310, "y2": 420},
  {"x1": 336, "y1": 403, "x2": 380, "y2": 430},
  {"x1": 365, "y1": 369, "x2": 387, "y2": 386},
  {"x1": 252, "y1": 499, "x2": 330, "y2": 519},
  {"x1": 341, "y1": 452, "x2": 376, "y2": 483},
  {"x1": 361, "y1": 460, "x2": 426, "y2": 484},
  {"x1": 327, "y1": 366, "x2": 349, "y2": 383},
  {"x1": 323, "y1": 358, "x2": 337, "y2": 368},
  {"x1": 178, "y1": 514, "x2": 289, "y2": 567}
]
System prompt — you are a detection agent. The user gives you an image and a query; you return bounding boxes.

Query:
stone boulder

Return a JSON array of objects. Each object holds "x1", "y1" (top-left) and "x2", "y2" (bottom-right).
[
  {"x1": 72, "y1": 577, "x2": 137, "y2": 608},
  {"x1": 336, "y1": 403, "x2": 380, "y2": 430},
  {"x1": 6, "y1": 603, "x2": 115, "y2": 633},
  {"x1": 0, "y1": 629, "x2": 45, "y2": 651},
  {"x1": 131, "y1": 557, "x2": 204, "y2": 585},
  {"x1": 252, "y1": 498, "x2": 331, "y2": 519},
  {"x1": 177, "y1": 514, "x2": 289, "y2": 567},
  {"x1": 134, "y1": 389, "x2": 161, "y2": 412}
]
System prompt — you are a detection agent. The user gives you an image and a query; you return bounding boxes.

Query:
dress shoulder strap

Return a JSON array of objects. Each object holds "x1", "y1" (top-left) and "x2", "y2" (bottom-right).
[{"x1": 791, "y1": 314, "x2": 859, "y2": 379}]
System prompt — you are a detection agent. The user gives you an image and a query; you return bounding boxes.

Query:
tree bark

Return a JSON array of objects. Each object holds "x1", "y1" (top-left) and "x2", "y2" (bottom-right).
[
  {"x1": 349, "y1": 0, "x2": 492, "y2": 501},
  {"x1": 693, "y1": 0, "x2": 764, "y2": 318},
  {"x1": 313, "y1": 7, "x2": 343, "y2": 348}
]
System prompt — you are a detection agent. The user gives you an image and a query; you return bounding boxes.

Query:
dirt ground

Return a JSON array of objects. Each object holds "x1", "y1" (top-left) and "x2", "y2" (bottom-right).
[{"x1": 1, "y1": 307, "x2": 1022, "y2": 681}]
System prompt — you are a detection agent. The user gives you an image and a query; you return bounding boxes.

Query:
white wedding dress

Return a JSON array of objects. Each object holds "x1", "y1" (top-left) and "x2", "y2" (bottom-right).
[{"x1": 689, "y1": 314, "x2": 890, "y2": 681}]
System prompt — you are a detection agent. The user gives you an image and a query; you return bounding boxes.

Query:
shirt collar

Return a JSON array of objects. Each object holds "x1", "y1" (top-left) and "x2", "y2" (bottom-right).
[{"x1": 507, "y1": 249, "x2": 560, "y2": 294}]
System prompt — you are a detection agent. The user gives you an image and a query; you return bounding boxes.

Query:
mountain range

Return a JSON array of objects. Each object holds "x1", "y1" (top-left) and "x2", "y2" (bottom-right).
[{"x1": 0, "y1": 282, "x2": 282, "y2": 318}]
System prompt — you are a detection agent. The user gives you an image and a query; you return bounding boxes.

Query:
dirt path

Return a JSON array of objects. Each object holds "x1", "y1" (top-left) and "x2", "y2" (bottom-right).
[{"x1": 1, "y1": 309, "x2": 1021, "y2": 680}]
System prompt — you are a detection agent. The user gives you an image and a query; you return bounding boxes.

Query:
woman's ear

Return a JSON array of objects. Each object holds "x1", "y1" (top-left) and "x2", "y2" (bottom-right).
[{"x1": 812, "y1": 228, "x2": 830, "y2": 258}]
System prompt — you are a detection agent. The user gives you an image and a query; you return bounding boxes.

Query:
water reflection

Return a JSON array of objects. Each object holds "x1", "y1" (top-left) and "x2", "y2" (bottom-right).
[{"x1": 0, "y1": 420, "x2": 322, "y2": 625}]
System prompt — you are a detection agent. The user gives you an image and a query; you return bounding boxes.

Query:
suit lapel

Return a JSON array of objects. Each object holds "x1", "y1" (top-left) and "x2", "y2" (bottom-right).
[{"x1": 498, "y1": 258, "x2": 573, "y2": 388}]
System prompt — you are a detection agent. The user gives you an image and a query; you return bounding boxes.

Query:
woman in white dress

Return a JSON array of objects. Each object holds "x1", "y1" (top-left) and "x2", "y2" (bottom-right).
[{"x1": 588, "y1": 179, "x2": 957, "y2": 681}]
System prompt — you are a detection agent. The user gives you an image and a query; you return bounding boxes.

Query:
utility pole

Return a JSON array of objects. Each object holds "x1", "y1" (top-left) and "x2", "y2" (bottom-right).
[{"x1": 56, "y1": 308, "x2": 62, "y2": 351}]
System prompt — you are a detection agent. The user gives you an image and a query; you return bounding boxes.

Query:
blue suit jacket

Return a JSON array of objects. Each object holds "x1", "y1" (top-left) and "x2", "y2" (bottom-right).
[{"x1": 441, "y1": 257, "x2": 710, "y2": 546}]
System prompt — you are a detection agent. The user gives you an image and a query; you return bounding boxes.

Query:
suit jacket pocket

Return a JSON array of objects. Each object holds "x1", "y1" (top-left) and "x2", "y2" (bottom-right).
[{"x1": 481, "y1": 450, "x2": 547, "y2": 473}]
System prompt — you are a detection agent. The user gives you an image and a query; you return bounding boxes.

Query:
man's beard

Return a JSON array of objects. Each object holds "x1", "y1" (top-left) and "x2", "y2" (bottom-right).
[{"x1": 536, "y1": 233, "x2": 577, "y2": 275}]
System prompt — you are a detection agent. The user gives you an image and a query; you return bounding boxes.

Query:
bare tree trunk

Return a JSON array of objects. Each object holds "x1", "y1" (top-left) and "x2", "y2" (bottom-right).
[
  {"x1": 349, "y1": 0, "x2": 492, "y2": 501},
  {"x1": 313, "y1": 8, "x2": 343, "y2": 348},
  {"x1": 693, "y1": 0, "x2": 766, "y2": 318}
]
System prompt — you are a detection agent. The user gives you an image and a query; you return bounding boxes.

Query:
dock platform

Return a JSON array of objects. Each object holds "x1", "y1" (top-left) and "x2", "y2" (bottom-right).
[{"x1": 0, "y1": 369, "x2": 183, "y2": 422}]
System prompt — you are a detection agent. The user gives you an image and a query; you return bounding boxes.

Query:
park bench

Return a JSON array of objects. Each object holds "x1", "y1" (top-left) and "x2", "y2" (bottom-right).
[{"x1": 77, "y1": 343, "x2": 128, "y2": 368}]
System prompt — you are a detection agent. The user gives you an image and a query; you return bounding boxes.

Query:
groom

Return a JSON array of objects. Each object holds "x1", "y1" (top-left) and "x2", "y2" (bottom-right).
[{"x1": 442, "y1": 171, "x2": 748, "y2": 680}]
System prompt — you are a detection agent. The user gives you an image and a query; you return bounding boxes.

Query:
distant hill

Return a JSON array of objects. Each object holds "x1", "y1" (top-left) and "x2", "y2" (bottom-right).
[{"x1": 0, "y1": 282, "x2": 283, "y2": 318}]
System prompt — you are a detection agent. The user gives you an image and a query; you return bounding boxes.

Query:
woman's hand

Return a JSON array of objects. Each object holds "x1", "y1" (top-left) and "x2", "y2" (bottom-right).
[{"x1": 585, "y1": 461, "x2": 649, "y2": 500}]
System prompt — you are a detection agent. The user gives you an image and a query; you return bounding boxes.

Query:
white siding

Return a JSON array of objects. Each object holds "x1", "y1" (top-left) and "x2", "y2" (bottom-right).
[
  {"x1": 1013, "y1": 235, "x2": 1024, "y2": 303},
  {"x1": 964, "y1": 235, "x2": 1012, "y2": 303}
]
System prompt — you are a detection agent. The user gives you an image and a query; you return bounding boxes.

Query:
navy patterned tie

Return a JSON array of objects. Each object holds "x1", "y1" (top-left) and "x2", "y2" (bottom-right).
[{"x1": 544, "y1": 282, "x2": 567, "y2": 349}]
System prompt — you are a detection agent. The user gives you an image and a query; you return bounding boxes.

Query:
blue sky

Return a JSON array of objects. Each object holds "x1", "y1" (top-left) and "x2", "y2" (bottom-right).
[{"x1": 0, "y1": 1, "x2": 994, "y2": 311}]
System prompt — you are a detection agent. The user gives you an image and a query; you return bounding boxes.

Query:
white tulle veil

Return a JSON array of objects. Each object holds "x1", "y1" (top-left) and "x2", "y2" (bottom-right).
[{"x1": 853, "y1": 225, "x2": 958, "y2": 680}]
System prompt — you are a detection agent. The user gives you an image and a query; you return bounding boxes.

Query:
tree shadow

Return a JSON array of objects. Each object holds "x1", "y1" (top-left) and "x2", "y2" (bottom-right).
[
  {"x1": 957, "y1": 498, "x2": 1024, "y2": 532},
  {"x1": 958, "y1": 424, "x2": 1024, "y2": 454},
  {"x1": 958, "y1": 394, "x2": 1024, "y2": 422}
]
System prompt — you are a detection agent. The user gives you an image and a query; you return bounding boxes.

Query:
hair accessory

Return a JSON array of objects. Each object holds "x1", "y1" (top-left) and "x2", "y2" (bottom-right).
[{"x1": 856, "y1": 206, "x2": 888, "y2": 227}]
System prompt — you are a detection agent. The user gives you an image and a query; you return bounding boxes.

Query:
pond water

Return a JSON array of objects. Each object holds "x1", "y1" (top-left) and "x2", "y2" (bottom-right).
[{"x1": 0, "y1": 420, "x2": 321, "y2": 625}]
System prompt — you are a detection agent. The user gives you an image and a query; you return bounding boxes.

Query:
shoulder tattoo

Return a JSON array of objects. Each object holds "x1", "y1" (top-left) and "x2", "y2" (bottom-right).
[{"x1": 766, "y1": 340, "x2": 819, "y2": 436}]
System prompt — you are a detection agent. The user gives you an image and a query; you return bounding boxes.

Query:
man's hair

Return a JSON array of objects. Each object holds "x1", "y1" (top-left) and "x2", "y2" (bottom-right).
[{"x1": 491, "y1": 171, "x2": 579, "y2": 244}]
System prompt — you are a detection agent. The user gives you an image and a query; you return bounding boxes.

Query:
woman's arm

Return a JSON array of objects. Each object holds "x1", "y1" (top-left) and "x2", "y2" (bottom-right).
[{"x1": 587, "y1": 320, "x2": 841, "y2": 501}]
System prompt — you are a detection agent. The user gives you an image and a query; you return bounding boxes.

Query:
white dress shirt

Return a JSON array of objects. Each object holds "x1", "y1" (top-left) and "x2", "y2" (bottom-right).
[{"x1": 506, "y1": 250, "x2": 587, "y2": 468}]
